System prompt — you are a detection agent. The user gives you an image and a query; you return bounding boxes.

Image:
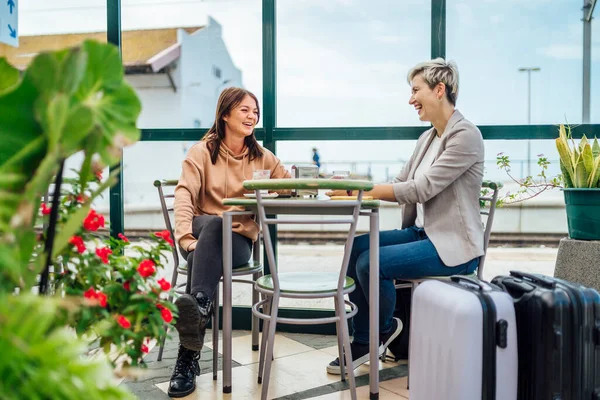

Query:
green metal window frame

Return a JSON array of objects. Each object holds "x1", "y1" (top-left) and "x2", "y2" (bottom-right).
[{"x1": 106, "y1": 0, "x2": 599, "y2": 332}]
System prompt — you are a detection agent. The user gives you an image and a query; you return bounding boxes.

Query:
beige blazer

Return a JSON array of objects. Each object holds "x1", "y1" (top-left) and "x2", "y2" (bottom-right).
[{"x1": 392, "y1": 110, "x2": 485, "y2": 266}]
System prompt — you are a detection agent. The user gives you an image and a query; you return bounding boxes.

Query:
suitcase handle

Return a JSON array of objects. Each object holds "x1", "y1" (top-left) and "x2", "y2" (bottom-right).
[
  {"x1": 499, "y1": 279, "x2": 536, "y2": 294},
  {"x1": 450, "y1": 275, "x2": 490, "y2": 291},
  {"x1": 509, "y1": 270, "x2": 556, "y2": 288}
]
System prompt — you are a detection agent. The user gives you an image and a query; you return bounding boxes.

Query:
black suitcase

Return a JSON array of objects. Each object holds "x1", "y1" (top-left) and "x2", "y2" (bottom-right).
[{"x1": 492, "y1": 271, "x2": 600, "y2": 400}]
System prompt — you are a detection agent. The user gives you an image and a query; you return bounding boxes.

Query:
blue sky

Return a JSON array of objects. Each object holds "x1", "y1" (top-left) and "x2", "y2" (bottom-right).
[{"x1": 13, "y1": 0, "x2": 600, "y2": 186}]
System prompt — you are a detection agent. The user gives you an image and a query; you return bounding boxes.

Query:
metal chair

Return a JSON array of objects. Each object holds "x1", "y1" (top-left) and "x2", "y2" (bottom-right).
[
  {"x1": 153, "y1": 179, "x2": 263, "y2": 379},
  {"x1": 245, "y1": 179, "x2": 375, "y2": 400},
  {"x1": 393, "y1": 180, "x2": 502, "y2": 289},
  {"x1": 389, "y1": 180, "x2": 503, "y2": 386}
]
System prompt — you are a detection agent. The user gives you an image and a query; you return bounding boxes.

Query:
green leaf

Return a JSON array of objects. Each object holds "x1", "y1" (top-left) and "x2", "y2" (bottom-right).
[
  {"x1": 76, "y1": 40, "x2": 124, "y2": 101},
  {"x1": 62, "y1": 105, "x2": 94, "y2": 155},
  {"x1": 0, "y1": 245, "x2": 21, "y2": 290},
  {"x1": 25, "y1": 52, "x2": 61, "y2": 97},
  {"x1": 42, "y1": 94, "x2": 70, "y2": 152},
  {"x1": 22, "y1": 151, "x2": 60, "y2": 214},
  {"x1": 580, "y1": 135, "x2": 589, "y2": 150},
  {"x1": 588, "y1": 156, "x2": 600, "y2": 188},
  {"x1": 0, "y1": 58, "x2": 21, "y2": 95},
  {"x1": 52, "y1": 40, "x2": 142, "y2": 167},
  {"x1": 0, "y1": 136, "x2": 45, "y2": 175},
  {"x1": 0, "y1": 173, "x2": 27, "y2": 190},
  {"x1": 556, "y1": 137, "x2": 575, "y2": 185},
  {"x1": 582, "y1": 143, "x2": 595, "y2": 175},
  {"x1": 0, "y1": 78, "x2": 45, "y2": 173},
  {"x1": 574, "y1": 154, "x2": 589, "y2": 188},
  {"x1": 593, "y1": 138, "x2": 600, "y2": 159},
  {"x1": 57, "y1": 46, "x2": 88, "y2": 95}
]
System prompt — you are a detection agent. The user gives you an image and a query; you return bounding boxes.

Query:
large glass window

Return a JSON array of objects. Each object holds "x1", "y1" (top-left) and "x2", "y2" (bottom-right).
[
  {"x1": 121, "y1": 0, "x2": 262, "y2": 129},
  {"x1": 447, "y1": 0, "x2": 583, "y2": 126},
  {"x1": 276, "y1": 0, "x2": 431, "y2": 127}
]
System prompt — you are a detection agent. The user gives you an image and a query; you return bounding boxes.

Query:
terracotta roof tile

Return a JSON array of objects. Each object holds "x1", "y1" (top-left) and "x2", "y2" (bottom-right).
[{"x1": 0, "y1": 27, "x2": 202, "y2": 71}]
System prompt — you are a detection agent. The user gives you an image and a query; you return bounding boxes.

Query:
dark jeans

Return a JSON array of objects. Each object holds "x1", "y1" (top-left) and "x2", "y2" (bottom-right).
[
  {"x1": 348, "y1": 226, "x2": 479, "y2": 344},
  {"x1": 179, "y1": 215, "x2": 252, "y2": 299}
]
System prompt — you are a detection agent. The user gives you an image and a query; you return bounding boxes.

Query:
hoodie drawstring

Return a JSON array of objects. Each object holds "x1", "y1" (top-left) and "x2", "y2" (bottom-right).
[{"x1": 220, "y1": 143, "x2": 252, "y2": 200}]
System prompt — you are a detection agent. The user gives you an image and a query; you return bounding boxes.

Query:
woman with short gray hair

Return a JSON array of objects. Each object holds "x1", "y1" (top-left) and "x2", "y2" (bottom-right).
[
  {"x1": 407, "y1": 57, "x2": 459, "y2": 106},
  {"x1": 325, "y1": 58, "x2": 485, "y2": 373}
]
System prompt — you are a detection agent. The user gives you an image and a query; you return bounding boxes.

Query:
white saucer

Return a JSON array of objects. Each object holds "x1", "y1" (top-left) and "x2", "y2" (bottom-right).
[{"x1": 243, "y1": 193, "x2": 279, "y2": 199}]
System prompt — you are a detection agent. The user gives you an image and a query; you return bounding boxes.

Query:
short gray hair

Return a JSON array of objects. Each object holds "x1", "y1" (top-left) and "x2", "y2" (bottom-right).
[{"x1": 407, "y1": 58, "x2": 459, "y2": 105}]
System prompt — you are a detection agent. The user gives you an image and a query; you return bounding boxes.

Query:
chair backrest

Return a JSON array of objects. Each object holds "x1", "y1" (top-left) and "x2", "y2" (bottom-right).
[
  {"x1": 155, "y1": 179, "x2": 262, "y2": 295},
  {"x1": 153, "y1": 179, "x2": 182, "y2": 271},
  {"x1": 245, "y1": 178, "x2": 374, "y2": 295},
  {"x1": 478, "y1": 180, "x2": 503, "y2": 279}
]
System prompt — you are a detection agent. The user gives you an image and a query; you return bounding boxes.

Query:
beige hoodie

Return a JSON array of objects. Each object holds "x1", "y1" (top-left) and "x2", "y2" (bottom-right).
[{"x1": 174, "y1": 140, "x2": 290, "y2": 252}]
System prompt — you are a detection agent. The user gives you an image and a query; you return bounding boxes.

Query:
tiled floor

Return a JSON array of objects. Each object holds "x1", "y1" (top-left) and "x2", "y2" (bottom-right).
[
  {"x1": 125, "y1": 330, "x2": 409, "y2": 399},
  {"x1": 121, "y1": 245, "x2": 559, "y2": 399}
]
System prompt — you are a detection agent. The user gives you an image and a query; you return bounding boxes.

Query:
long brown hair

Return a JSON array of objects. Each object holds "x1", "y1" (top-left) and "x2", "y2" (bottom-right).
[{"x1": 203, "y1": 87, "x2": 264, "y2": 165}]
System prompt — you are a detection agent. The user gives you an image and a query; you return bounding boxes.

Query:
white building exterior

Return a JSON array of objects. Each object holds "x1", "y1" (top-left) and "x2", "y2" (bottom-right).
[{"x1": 127, "y1": 17, "x2": 242, "y2": 129}]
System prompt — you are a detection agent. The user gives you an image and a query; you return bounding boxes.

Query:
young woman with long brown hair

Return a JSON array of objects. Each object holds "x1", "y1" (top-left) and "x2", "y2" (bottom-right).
[{"x1": 168, "y1": 87, "x2": 290, "y2": 398}]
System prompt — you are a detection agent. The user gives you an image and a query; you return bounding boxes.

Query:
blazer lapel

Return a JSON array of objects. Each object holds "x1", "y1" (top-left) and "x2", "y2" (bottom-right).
[
  {"x1": 442, "y1": 109, "x2": 465, "y2": 136},
  {"x1": 408, "y1": 129, "x2": 437, "y2": 179},
  {"x1": 419, "y1": 110, "x2": 466, "y2": 165}
]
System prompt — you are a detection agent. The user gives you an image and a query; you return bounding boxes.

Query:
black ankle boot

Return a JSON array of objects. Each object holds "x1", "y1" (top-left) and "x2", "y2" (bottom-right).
[
  {"x1": 168, "y1": 345, "x2": 201, "y2": 398},
  {"x1": 174, "y1": 292, "x2": 213, "y2": 351}
]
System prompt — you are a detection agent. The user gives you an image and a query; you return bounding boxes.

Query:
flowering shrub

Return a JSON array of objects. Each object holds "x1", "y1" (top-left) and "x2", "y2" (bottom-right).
[
  {"x1": 42, "y1": 174, "x2": 178, "y2": 369},
  {"x1": 0, "y1": 40, "x2": 144, "y2": 399}
]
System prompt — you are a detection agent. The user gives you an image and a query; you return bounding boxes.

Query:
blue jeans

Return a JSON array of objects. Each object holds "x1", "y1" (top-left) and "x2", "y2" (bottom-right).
[{"x1": 348, "y1": 226, "x2": 479, "y2": 344}]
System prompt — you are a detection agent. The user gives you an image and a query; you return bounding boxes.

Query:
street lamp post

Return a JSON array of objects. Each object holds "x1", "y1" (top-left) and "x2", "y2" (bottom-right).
[{"x1": 518, "y1": 67, "x2": 541, "y2": 177}]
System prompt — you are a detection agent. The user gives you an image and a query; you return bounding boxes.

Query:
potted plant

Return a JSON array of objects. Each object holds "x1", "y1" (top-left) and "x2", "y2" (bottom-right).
[
  {"x1": 555, "y1": 125, "x2": 600, "y2": 240},
  {"x1": 496, "y1": 124, "x2": 600, "y2": 240}
]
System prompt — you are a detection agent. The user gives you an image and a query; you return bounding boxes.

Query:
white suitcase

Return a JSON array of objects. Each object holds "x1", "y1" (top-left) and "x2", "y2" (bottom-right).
[{"x1": 409, "y1": 276, "x2": 518, "y2": 400}]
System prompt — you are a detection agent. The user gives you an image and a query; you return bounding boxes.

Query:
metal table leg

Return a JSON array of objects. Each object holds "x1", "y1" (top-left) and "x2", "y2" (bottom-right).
[
  {"x1": 369, "y1": 209, "x2": 380, "y2": 399},
  {"x1": 222, "y1": 212, "x2": 233, "y2": 393}
]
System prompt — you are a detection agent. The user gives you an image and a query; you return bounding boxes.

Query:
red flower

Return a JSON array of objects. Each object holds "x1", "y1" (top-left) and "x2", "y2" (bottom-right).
[
  {"x1": 76, "y1": 194, "x2": 88, "y2": 204},
  {"x1": 83, "y1": 209, "x2": 105, "y2": 231},
  {"x1": 137, "y1": 259, "x2": 156, "y2": 278},
  {"x1": 95, "y1": 171, "x2": 103, "y2": 181},
  {"x1": 117, "y1": 233, "x2": 129, "y2": 243},
  {"x1": 123, "y1": 281, "x2": 131, "y2": 291},
  {"x1": 141, "y1": 344, "x2": 149, "y2": 354},
  {"x1": 83, "y1": 287, "x2": 107, "y2": 308},
  {"x1": 154, "y1": 230, "x2": 174, "y2": 247},
  {"x1": 40, "y1": 203, "x2": 51, "y2": 215},
  {"x1": 117, "y1": 315, "x2": 131, "y2": 329},
  {"x1": 95, "y1": 247, "x2": 112, "y2": 264},
  {"x1": 160, "y1": 307, "x2": 173, "y2": 323},
  {"x1": 69, "y1": 235, "x2": 86, "y2": 253},
  {"x1": 84, "y1": 287, "x2": 96, "y2": 300},
  {"x1": 157, "y1": 278, "x2": 171, "y2": 291},
  {"x1": 96, "y1": 291, "x2": 108, "y2": 308}
]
